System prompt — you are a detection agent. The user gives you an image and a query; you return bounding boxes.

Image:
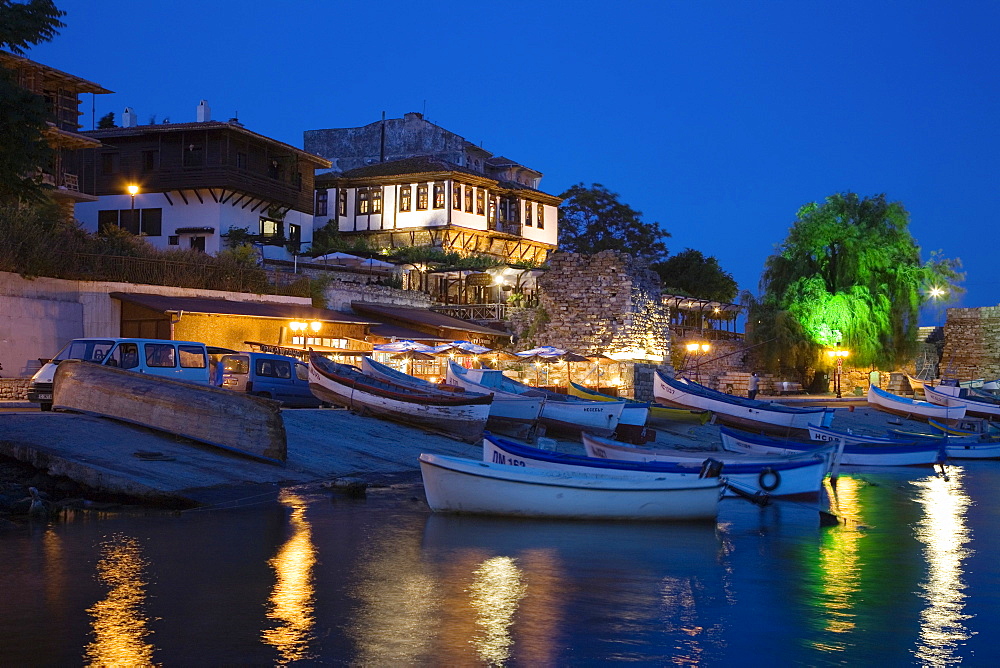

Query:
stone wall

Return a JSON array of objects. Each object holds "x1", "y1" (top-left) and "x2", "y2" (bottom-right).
[
  {"x1": 533, "y1": 251, "x2": 671, "y2": 361},
  {"x1": 941, "y1": 307, "x2": 1000, "y2": 380},
  {"x1": 0, "y1": 378, "x2": 29, "y2": 400}
]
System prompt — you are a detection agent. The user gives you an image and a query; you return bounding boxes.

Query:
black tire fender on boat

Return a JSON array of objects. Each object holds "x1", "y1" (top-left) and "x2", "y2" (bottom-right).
[{"x1": 758, "y1": 467, "x2": 781, "y2": 492}]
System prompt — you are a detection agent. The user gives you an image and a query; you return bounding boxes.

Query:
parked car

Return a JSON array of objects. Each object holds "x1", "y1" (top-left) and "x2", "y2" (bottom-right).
[
  {"x1": 219, "y1": 352, "x2": 322, "y2": 408},
  {"x1": 28, "y1": 338, "x2": 213, "y2": 410}
]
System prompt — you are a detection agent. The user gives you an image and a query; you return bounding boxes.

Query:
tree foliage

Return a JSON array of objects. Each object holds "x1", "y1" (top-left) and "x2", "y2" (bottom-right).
[
  {"x1": 97, "y1": 111, "x2": 116, "y2": 129},
  {"x1": 652, "y1": 248, "x2": 738, "y2": 302},
  {"x1": 0, "y1": 0, "x2": 66, "y2": 203},
  {"x1": 558, "y1": 183, "x2": 669, "y2": 262},
  {"x1": 751, "y1": 192, "x2": 963, "y2": 372}
]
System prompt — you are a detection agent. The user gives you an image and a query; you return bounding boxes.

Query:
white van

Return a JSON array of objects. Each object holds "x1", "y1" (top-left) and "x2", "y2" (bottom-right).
[{"x1": 28, "y1": 338, "x2": 212, "y2": 410}]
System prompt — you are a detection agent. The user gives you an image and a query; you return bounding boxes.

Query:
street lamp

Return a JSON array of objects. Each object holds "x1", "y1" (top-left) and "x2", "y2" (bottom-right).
[
  {"x1": 685, "y1": 341, "x2": 711, "y2": 384},
  {"x1": 826, "y1": 343, "x2": 850, "y2": 398},
  {"x1": 127, "y1": 184, "x2": 139, "y2": 230}
]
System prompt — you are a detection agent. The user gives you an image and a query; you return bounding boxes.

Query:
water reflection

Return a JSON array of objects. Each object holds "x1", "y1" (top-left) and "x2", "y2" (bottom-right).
[
  {"x1": 811, "y1": 476, "x2": 864, "y2": 649},
  {"x1": 261, "y1": 490, "x2": 316, "y2": 665},
  {"x1": 912, "y1": 468, "x2": 973, "y2": 664},
  {"x1": 349, "y1": 517, "x2": 440, "y2": 665},
  {"x1": 469, "y1": 556, "x2": 527, "y2": 664},
  {"x1": 84, "y1": 534, "x2": 156, "y2": 667}
]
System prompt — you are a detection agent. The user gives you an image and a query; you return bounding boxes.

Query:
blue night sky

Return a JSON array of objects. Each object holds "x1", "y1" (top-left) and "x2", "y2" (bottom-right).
[{"x1": 28, "y1": 1, "x2": 1000, "y2": 318}]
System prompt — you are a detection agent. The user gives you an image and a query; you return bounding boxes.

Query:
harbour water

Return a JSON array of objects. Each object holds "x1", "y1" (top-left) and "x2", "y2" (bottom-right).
[{"x1": 1, "y1": 461, "x2": 998, "y2": 665}]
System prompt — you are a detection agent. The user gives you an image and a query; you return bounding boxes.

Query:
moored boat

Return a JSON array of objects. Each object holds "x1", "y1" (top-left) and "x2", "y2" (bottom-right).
[
  {"x1": 569, "y1": 381, "x2": 710, "y2": 424},
  {"x1": 722, "y1": 426, "x2": 944, "y2": 466},
  {"x1": 419, "y1": 452, "x2": 722, "y2": 521},
  {"x1": 867, "y1": 385, "x2": 966, "y2": 421},
  {"x1": 451, "y1": 361, "x2": 625, "y2": 436},
  {"x1": 653, "y1": 370, "x2": 834, "y2": 433},
  {"x1": 577, "y1": 431, "x2": 829, "y2": 497},
  {"x1": 444, "y1": 361, "x2": 544, "y2": 426},
  {"x1": 812, "y1": 422, "x2": 1000, "y2": 459},
  {"x1": 923, "y1": 384, "x2": 1000, "y2": 419},
  {"x1": 309, "y1": 353, "x2": 492, "y2": 442}
]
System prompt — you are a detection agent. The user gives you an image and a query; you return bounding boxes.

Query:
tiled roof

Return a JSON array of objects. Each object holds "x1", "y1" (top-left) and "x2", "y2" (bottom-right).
[{"x1": 338, "y1": 156, "x2": 482, "y2": 180}]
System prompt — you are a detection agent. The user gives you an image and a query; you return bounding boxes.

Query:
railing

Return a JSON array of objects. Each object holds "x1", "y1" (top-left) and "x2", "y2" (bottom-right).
[
  {"x1": 670, "y1": 326, "x2": 744, "y2": 342},
  {"x1": 432, "y1": 303, "x2": 509, "y2": 322}
]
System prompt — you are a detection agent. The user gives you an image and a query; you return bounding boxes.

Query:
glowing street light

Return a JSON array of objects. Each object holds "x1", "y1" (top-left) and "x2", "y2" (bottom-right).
[
  {"x1": 685, "y1": 341, "x2": 711, "y2": 383},
  {"x1": 126, "y1": 184, "x2": 139, "y2": 229},
  {"x1": 929, "y1": 286, "x2": 945, "y2": 299},
  {"x1": 826, "y1": 343, "x2": 850, "y2": 398}
]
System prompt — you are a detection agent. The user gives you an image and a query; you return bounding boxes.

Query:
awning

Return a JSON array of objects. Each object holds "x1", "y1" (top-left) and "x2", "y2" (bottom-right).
[
  {"x1": 112, "y1": 292, "x2": 380, "y2": 325},
  {"x1": 174, "y1": 227, "x2": 216, "y2": 234}
]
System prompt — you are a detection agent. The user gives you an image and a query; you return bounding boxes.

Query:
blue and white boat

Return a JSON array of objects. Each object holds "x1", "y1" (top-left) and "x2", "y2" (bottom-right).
[
  {"x1": 722, "y1": 426, "x2": 945, "y2": 467},
  {"x1": 867, "y1": 385, "x2": 966, "y2": 421},
  {"x1": 575, "y1": 431, "x2": 829, "y2": 497},
  {"x1": 449, "y1": 361, "x2": 625, "y2": 436},
  {"x1": 653, "y1": 370, "x2": 834, "y2": 433},
  {"x1": 922, "y1": 384, "x2": 1000, "y2": 419}
]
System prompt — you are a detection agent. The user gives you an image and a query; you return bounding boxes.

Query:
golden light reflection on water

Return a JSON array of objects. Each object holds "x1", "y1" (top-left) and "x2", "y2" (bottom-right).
[
  {"x1": 912, "y1": 468, "x2": 973, "y2": 665},
  {"x1": 469, "y1": 556, "x2": 528, "y2": 665},
  {"x1": 261, "y1": 491, "x2": 316, "y2": 665},
  {"x1": 84, "y1": 534, "x2": 156, "y2": 667},
  {"x1": 350, "y1": 524, "x2": 440, "y2": 665},
  {"x1": 812, "y1": 476, "x2": 864, "y2": 650}
]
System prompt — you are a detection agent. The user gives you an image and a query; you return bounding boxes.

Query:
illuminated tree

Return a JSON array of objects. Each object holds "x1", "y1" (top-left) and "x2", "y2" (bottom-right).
[
  {"x1": 558, "y1": 183, "x2": 670, "y2": 262},
  {"x1": 751, "y1": 192, "x2": 963, "y2": 371}
]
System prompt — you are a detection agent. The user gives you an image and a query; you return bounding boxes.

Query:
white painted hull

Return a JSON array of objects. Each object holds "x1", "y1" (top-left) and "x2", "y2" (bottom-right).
[
  {"x1": 653, "y1": 371, "x2": 833, "y2": 432},
  {"x1": 721, "y1": 428, "x2": 943, "y2": 466},
  {"x1": 309, "y1": 363, "x2": 490, "y2": 442},
  {"x1": 460, "y1": 365, "x2": 625, "y2": 435},
  {"x1": 419, "y1": 453, "x2": 721, "y2": 521},
  {"x1": 579, "y1": 432, "x2": 828, "y2": 497},
  {"x1": 618, "y1": 403, "x2": 650, "y2": 426},
  {"x1": 445, "y1": 365, "x2": 543, "y2": 423},
  {"x1": 867, "y1": 385, "x2": 966, "y2": 421},
  {"x1": 923, "y1": 385, "x2": 1000, "y2": 418}
]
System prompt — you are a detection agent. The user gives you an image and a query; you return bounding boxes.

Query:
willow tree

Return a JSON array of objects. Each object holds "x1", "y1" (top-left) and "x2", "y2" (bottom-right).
[{"x1": 751, "y1": 192, "x2": 962, "y2": 372}]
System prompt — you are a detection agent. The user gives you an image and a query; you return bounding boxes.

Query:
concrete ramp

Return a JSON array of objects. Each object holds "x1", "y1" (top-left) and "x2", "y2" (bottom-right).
[{"x1": 53, "y1": 360, "x2": 286, "y2": 463}]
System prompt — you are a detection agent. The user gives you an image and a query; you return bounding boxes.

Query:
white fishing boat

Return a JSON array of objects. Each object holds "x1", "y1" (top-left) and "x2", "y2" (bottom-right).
[
  {"x1": 308, "y1": 353, "x2": 492, "y2": 442},
  {"x1": 443, "y1": 360, "x2": 544, "y2": 426},
  {"x1": 449, "y1": 361, "x2": 625, "y2": 436},
  {"x1": 721, "y1": 426, "x2": 944, "y2": 466},
  {"x1": 867, "y1": 385, "x2": 966, "y2": 421},
  {"x1": 653, "y1": 370, "x2": 834, "y2": 433},
  {"x1": 574, "y1": 432, "x2": 829, "y2": 496},
  {"x1": 569, "y1": 381, "x2": 707, "y2": 424},
  {"x1": 922, "y1": 384, "x2": 1000, "y2": 419},
  {"x1": 419, "y1": 452, "x2": 722, "y2": 521}
]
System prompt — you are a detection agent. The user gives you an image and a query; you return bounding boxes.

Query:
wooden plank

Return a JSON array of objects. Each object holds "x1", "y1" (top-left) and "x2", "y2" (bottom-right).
[{"x1": 52, "y1": 360, "x2": 287, "y2": 463}]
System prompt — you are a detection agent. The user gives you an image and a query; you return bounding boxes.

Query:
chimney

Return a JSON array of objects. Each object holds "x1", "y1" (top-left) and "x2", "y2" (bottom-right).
[
  {"x1": 197, "y1": 100, "x2": 211, "y2": 122},
  {"x1": 122, "y1": 107, "x2": 137, "y2": 128}
]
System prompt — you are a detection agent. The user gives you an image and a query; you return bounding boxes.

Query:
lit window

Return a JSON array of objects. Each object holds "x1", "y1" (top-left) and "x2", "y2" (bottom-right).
[
  {"x1": 371, "y1": 187, "x2": 382, "y2": 214},
  {"x1": 400, "y1": 185, "x2": 412, "y2": 212},
  {"x1": 525, "y1": 200, "x2": 532, "y2": 226},
  {"x1": 356, "y1": 188, "x2": 370, "y2": 215},
  {"x1": 338, "y1": 189, "x2": 347, "y2": 216},
  {"x1": 433, "y1": 183, "x2": 445, "y2": 209},
  {"x1": 453, "y1": 182, "x2": 462, "y2": 210},
  {"x1": 476, "y1": 188, "x2": 484, "y2": 215},
  {"x1": 417, "y1": 184, "x2": 428, "y2": 210},
  {"x1": 537, "y1": 203, "x2": 544, "y2": 229},
  {"x1": 260, "y1": 217, "x2": 283, "y2": 238},
  {"x1": 465, "y1": 186, "x2": 473, "y2": 212},
  {"x1": 488, "y1": 196, "x2": 496, "y2": 224}
]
